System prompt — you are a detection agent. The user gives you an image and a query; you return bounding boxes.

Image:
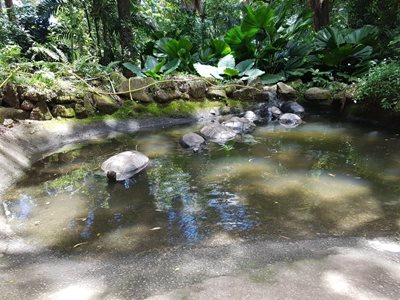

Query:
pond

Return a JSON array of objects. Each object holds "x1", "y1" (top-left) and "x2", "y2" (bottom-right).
[{"x1": 2, "y1": 116, "x2": 400, "y2": 253}]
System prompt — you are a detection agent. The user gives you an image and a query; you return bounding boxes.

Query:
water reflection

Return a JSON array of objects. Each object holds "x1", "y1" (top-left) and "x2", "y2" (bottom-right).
[{"x1": 2, "y1": 118, "x2": 400, "y2": 252}]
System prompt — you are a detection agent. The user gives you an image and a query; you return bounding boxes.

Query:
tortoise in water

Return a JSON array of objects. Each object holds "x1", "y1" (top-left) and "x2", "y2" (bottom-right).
[
  {"x1": 279, "y1": 113, "x2": 302, "y2": 128},
  {"x1": 101, "y1": 151, "x2": 149, "y2": 182},
  {"x1": 222, "y1": 116, "x2": 256, "y2": 134},
  {"x1": 180, "y1": 132, "x2": 206, "y2": 152},
  {"x1": 200, "y1": 123, "x2": 236, "y2": 142}
]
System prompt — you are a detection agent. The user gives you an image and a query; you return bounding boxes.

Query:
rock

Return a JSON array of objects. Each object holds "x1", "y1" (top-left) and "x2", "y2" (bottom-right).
[
  {"x1": 0, "y1": 107, "x2": 29, "y2": 122},
  {"x1": 3, "y1": 118, "x2": 14, "y2": 128},
  {"x1": 75, "y1": 97, "x2": 95, "y2": 119},
  {"x1": 179, "y1": 132, "x2": 206, "y2": 152},
  {"x1": 200, "y1": 123, "x2": 237, "y2": 142},
  {"x1": 304, "y1": 87, "x2": 331, "y2": 102},
  {"x1": 20, "y1": 100, "x2": 35, "y2": 111},
  {"x1": 280, "y1": 101, "x2": 305, "y2": 117},
  {"x1": 119, "y1": 77, "x2": 155, "y2": 102},
  {"x1": 30, "y1": 102, "x2": 53, "y2": 120},
  {"x1": 232, "y1": 87, "x2": 267, "y2": 102},
  {"x1": 206, "y1": 86, "x2": 227, "y2": 99},
  {"x1": 54, "y1": 95, "x2": 78, "y2": 104},
  {"x1": 153, "y1": 89, "x2": 180, "y2": 102},
  {"x1": 263, "y1": 84, "x2": 277, "y2": 93},
  {"x1": 244, "y1": 111, "x2": 257, "y2": 122},
  {"x1": 178, "y1": 78, "x2": 207, "y2": 99},
  {"x1": 279, "y1": 113, "x2": 302, "y2": 128},
  {"x1": 269, "y1": 106, "x2": 282, "y2": 119},
  {"x1": 3, "y1": 84, "x2": 20, "y2": 108},
  {"x1": 51, "y1": 105, "x2": 76, "y2": 118},
  {"x1": 154, "y1": 81, "x2": 181, "y2": 103},
  {"x1": 277, "y1": 82, "x2": 297, "y2": 100},
  {"x1": 224, "y1": 85, "x2": 236, "y2": 97},
  {"x1": 92, "y1": 93, "x2": 119, "y2": 114},
  {"x1": 222, "y1": 116, "x2": 255, "y2": 134},
  {"x1": 22, "y1": 86, "x2": 56, "y2": 102}
]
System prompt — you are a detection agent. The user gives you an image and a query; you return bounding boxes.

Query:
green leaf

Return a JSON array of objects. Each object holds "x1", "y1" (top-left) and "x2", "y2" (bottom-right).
[
  {"x1": 144, "y1": 56, "x2": 159, "y2": 71},
  {"x1": 161, "y1": 58, "x2": 181, "y2": 74},
  {"x1": 210, "y1": 39, "x2": 232, "y2": 57},
  {"x1": 261, "y1": 73, "x2": 286, "y2": 84},
  {"x1": 241, "y1": 5, "x2": 275, "y2": 37},
  {"x1": 122, "y1": 62, "x2": 145, "y2": 77},
  {"x1": 236, "y1": 59, "x2": 255, "y2": 75},
  {"x1": 224, "y1": 68, "x2": 240, "y2": 77}
]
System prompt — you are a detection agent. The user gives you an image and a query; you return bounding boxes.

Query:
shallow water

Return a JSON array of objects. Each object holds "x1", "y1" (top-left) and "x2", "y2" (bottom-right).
[{"x1": 2, "y1": 116, "x2": 400, "y2": 253}]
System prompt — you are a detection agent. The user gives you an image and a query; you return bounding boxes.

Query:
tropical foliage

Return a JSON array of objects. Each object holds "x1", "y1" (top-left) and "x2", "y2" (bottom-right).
[{"x1": 0, "y1": 0, "x2": 398, "y2": 89}]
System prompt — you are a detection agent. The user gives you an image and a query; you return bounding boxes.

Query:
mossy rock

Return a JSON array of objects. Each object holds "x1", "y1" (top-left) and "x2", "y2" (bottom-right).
[
  {"x1": 92, "y1": 93, "x2": 119, "y2": 114},
  {"x1": 119, "y1": 77, "x2": 155, "y2": 102},
  {"x1": 51, "y1": 105, "x2": 76, "y2": 118},
  {"x1": 75, "y1": 96, "x2": 96, "y2": 119},
  {"x1": 232, "y1": 87, "x2": 267, "y2": 102},
  {"x1": 207, "y1": 86, "x2": 227, "y2": 100},
  {"x1": 304, "y1": 87, "x2": 331, "y2": 101},
  {"x1": 30, "y1": 101, "x2": 53, "y2": 120}
]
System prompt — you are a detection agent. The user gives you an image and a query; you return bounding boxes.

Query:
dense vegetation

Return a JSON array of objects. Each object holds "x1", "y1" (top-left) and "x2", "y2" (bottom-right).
[{"x1": 0, "y1": 0, "x2": 399, "y2": 112}]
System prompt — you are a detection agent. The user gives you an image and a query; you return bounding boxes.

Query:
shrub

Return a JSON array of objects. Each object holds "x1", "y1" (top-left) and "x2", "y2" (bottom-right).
[{"x1": 355, "y1": 62, "x2": 400, "y2": 111}]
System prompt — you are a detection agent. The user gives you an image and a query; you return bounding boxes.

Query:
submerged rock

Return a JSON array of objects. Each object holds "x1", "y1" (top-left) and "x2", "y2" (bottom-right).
[
  {"x1": 279, "y1": 113, "x2": 302, "y2": 128},
  {"x1": 101, "y1": 150, "x2": 149, "y2": 182},
  {"x1": 200, "y1": 123, "x2": 237, "y2": 142},
  {"x1": 244, "y1": 110, "x2": 257, "y2": 122},
  {"x1": 280, "y1": 101, "x2": 305, "y2": 117},
  {"x1": 222, "y1": 116, "x2": 255, "y2": 134},
  {"x1": 180, "y1": 132, "x2": 206, "y2": 152}
]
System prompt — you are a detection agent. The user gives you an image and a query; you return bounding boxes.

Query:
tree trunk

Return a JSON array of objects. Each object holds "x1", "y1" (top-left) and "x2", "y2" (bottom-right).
[
  {"x1": 5, "y1": 0, "x2": 16, "y2": 23},
  {"x1": 308, "y1": 0, "x2": 330, "y2": 31},
  {"x1": 116, "y1": 0, "x2": 136, "y2": 61}
]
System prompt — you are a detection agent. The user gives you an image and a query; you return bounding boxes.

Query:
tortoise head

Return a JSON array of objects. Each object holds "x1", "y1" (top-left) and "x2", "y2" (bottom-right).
[{"x1": 107, "y1": 171, "x2": 117, "y2": 182}]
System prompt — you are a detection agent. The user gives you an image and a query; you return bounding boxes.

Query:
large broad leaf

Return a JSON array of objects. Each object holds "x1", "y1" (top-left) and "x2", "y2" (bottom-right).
[
  {"x1": 217, "y1": 54, "x2": 236, "y2": 73},
  {"x1": 193, "y1": 63, "x2": 223, "y2": 79},
  {"x1": 154, "y1": 37, "x2": 171, "y2": 57},
  {"x1": 315, "y1": 27, "x2": 345, "y2": 50},
  {"x1": 261, "y1": 73, "x2": 286, "y2": 84},
  {"x1": 122, "y1": 62, "x2": 145, "y2": 77},
  {"x1": 225, "y1": 26, "x2": 255, "y2": 59},
  {"x1": 210, "y1": 39, "x2": 232, "y2": 57},
  {"x1": 241, "y1": 5, "x2": 275, "y2": 38},
  {"x1": 241, "y1": 68, "x2": 265, "y2": 80},
  {"x1": 236, "y1": 59, "x2": 256, "y2": 75},
  {"x1": 161, "y1": 58, "x2": 181, "y2": 74},
  {"x1": 154, "y1": 37, "x2": 192, "y2": 59},
  {"x1": 144, "y1": 56, "x2": 159, "y2": 71},
  {"x1": 344, "y1": 25, "x2": 378, "y2": 46}
]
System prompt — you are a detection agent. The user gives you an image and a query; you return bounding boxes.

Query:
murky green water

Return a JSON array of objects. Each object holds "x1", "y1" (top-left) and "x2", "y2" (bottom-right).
[{"x1": 2, "y1": 116, "x2": 400, "y2": 252}]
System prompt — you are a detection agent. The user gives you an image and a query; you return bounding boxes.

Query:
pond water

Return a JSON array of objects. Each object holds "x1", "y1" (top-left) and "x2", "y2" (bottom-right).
[{"x1": 2, "y1": 116, "x2": 400, "y2": 253}]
